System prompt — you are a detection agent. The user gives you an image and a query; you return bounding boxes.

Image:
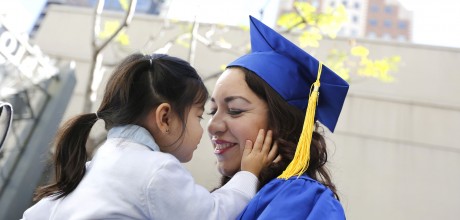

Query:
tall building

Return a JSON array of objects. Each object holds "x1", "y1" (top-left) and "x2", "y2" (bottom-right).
[
  {"x1": 365, "y1": 0, "x2": 412, "y2": 41},
  {"x1": 321, "y1": 0, "x2": 369, "y2": 37},
  {"x1": 280, "y1": 0, "x2": 412, "y2": 41}
]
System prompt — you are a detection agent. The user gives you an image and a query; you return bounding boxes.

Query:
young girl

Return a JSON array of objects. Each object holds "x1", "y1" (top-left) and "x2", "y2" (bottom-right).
[{"x1": 21, "y1": 53, "x2": 277, "y2": 219}]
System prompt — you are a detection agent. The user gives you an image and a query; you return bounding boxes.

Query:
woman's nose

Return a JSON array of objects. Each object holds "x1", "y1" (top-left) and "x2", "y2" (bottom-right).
[{"x1": 207, "y1": 113, "x2": 226, "y2": 135}]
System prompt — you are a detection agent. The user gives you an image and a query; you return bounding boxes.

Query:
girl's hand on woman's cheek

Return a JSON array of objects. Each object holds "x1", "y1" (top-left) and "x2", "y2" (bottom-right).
[{"x1": 240, "y1": 129, "x2": 278, "y2": 177}]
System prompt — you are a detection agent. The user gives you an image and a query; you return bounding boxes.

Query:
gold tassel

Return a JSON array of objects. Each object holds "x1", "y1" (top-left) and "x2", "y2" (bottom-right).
[{"x1": 278, "y1": 63, "x2": 323, "y2": 179}]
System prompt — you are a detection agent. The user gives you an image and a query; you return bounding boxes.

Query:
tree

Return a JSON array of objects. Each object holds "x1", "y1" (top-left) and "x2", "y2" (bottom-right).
[
  {"x1": 80, "y1": 0, "x2": 137, "y2": 152},
  {"x1": 277, "y1": 1, "x2": 400, "y2": 83},
  {"x1": 83, "y1": 0, "x2": 137, "y2": 114},
  {"x1": 82, "y1": 0, "x2": 402, "y2": 149}
]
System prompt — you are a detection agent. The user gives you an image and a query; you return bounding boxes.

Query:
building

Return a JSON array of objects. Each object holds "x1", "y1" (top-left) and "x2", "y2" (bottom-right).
[
  {"x1": 365, "y1": 0, "x2": 412, "y2": 40},
  {"x1": 280, "y1": 0, "x2": 412, "y2": 41}
]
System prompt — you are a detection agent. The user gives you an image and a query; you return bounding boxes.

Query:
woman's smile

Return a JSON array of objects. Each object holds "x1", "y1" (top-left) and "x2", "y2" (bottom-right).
[{"x1": 212, "y1": 138, "x2": 237, "y2": 155}]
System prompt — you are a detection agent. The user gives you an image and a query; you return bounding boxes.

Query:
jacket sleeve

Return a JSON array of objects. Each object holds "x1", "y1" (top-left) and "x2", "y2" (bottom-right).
[{"x1": 145, "y1": 158, "x2": 258, "y2": 220}]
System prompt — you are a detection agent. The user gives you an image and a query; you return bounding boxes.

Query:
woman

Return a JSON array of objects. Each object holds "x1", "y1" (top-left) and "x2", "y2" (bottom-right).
[{"x1": 207, "y1": 16, "x2": 349, "y2": 219}]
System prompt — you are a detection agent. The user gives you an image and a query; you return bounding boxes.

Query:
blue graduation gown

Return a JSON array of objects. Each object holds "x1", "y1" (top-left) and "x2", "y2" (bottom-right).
[{"x1": 237, "y1": 175, "x2": 345, "y2": 220}]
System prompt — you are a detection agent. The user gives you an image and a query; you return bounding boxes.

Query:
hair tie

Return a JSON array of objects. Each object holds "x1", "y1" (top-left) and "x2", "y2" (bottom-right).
[
  {"x1": 149, "y1": 54, "x2": 167, "y2": 66},
  {"x1": 95, "y1": 112, "x2": 100, "y2": 120}
]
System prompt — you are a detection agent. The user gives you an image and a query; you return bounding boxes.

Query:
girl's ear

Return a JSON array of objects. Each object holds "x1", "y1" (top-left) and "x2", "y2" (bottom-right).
[{"x1": 155, "y1": 103, "x2": 172, "y2": 134}]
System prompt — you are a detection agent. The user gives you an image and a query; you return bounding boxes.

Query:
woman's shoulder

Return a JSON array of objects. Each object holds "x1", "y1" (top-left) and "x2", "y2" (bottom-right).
[
  {"x1": 269, "y1": 175, "x2": 328, "y2": 189},
  {"x1": 261, "y1": 175, "x2": 335, "y2": 199},
  {"x1": 261, "y1": 175, "x2": 342, "y2": 209},
  {"x1": 240, "y1": 176, "x2": 345, "y2": 219}
]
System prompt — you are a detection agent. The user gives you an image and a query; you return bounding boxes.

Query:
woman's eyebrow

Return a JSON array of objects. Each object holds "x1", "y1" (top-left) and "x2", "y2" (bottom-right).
[{"x1": 224, "y1": 96, "x2": 251, "y2": 104}]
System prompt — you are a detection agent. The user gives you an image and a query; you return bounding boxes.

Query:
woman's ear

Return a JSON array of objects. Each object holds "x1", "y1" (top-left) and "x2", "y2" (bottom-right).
[{"x1": 155, "y1": 103, "x2": 172, "y2": 134}]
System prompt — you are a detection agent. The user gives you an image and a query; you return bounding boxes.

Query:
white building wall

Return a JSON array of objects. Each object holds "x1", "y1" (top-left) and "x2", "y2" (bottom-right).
[{"x1": 31, "y1": 5, "x2": 460, "y2": 220}]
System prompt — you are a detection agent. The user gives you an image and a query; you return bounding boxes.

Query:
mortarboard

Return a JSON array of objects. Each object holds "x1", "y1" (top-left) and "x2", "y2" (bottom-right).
[{"x1": 227, "y1": 16, "x2": 349, "y2": 179}]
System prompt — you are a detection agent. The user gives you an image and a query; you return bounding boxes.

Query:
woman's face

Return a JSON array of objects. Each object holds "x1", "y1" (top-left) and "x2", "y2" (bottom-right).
[{"x1": 207, "y1": 68, "x2": 269, "y2": 177}]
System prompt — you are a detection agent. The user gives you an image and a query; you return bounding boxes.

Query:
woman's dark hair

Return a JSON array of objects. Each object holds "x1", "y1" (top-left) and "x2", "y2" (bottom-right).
[
  {"x1": 219, "y1": 67, "x2": 338, "y2": 199},
  {"x1": 34, "y1": 53, "x2": 208, "y2": 201}
]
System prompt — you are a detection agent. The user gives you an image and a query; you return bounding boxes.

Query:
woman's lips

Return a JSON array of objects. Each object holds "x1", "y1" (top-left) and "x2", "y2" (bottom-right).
[{"x1": 213, "y1": 140, "x2": 236, "y2": 155}]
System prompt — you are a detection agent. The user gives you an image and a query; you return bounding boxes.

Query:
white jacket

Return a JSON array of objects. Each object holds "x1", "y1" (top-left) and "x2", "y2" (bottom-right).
[{"x1": 22, "y1": 125, "x2": 258, "y2": 220}]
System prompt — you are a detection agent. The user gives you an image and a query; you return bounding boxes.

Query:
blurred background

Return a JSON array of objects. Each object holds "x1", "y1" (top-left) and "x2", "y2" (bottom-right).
[{"x1": 0, "y1": 0, "x2": 459, "y2": 219}]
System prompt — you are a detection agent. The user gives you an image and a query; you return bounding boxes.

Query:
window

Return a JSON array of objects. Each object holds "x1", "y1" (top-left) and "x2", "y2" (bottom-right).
[
  {"x1": 351, "y1": 29, "x2": 358, "y2": 36},
  {"x1": 397, "y1": 35, "x2": 407, "y2": 41},
  {"x1": 352, "y1": 15, "x2": 359, "y2": 23},
  {"x1": 384, "y1": 19, "x2": 392, "y2": 28},
  {"x1": 354, "y1": 2, "x2": 360, "y2": 9},
  {"x1": 382, "y1": 33, "x2": 392, "y2": 40},
  {"x1": 368, "y1": 32, "x2": 377, "y2": 39},
  {"x1": 369, "y1": 19, "x2": 378, "y2": 26},
  {"x1": 398, "y1": 21, "x2": 407, "y2": 29},
  {"x1": 385, "y1": 6, "x2": 393, "y2": 14},
  {"x1": 371, "y1": 4, "x2": 379, "y2": 12}
]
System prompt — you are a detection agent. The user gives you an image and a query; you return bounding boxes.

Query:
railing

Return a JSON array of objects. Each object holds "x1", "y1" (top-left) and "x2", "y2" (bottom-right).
[{"x1": 0, "y1": 101, "x2": 12, "y2": 151}]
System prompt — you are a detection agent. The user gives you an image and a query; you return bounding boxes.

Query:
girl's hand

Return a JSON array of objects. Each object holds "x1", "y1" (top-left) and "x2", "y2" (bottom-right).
[{"x1": 241, "y1": 129, "x2": 278, "y2": 177}]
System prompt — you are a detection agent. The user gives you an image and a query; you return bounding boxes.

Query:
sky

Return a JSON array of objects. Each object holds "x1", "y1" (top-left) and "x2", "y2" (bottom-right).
[
  {"x1": 0, "y1": 0, "x2": 459, "y2": 49},
  {"x1": 0, "y1": 0, "x2": 47, "y2": 33},
  {"x1": 398, "y1": 0, "x2": 460, "y2": 48}
]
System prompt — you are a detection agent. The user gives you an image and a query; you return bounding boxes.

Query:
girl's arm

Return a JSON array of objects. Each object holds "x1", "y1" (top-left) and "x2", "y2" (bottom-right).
[{"x1": 146, "y1": 129, "x2": 276, "y2": 219}]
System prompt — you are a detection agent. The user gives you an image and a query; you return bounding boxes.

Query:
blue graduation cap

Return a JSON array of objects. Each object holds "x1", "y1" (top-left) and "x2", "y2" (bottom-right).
[{"x1": 227, "y1": 16, "x2": 349, "y2": 179}]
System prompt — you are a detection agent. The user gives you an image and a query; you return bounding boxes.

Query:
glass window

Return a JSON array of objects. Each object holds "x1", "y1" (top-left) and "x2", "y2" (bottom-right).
[
  {"x1": 369, "y1": 19, "x2": 378, "y2": 26},
  {"x1": 398, "y1": 21, "x2": 407, "y2": 29},
  {"x1": 371, "y1": 4, "x2": 379, "y2": 12},
  {"x1": 384, "y1": 19, "x2": 392, "y2": 27},
  {"x1": 354, "y1": 2, "x2": 360, "y2": 9},
  {"x1": 351, "y1": 29, "x2": 358, "y2": 36},
  {"x1": 397, "y1": 35, "x2": 407, "y2": 41},
  {"x1": 385, "y1": 6, "x2": 393, "y2": 14},
  {"x1": 352, "y1": 15, "x2": 359, "y2": 23},
  {"x1": 368, "y1": 32, "x2": 377, "y2": 39},
  {"x1": 382, "y1": 33, "x2": 392, "y2": 40}
]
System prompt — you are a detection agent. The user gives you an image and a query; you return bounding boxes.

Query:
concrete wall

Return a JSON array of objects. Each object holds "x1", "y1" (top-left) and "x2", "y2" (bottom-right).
[{"x1": 31, "y1": 5, "x2": 460, "y2": 220}]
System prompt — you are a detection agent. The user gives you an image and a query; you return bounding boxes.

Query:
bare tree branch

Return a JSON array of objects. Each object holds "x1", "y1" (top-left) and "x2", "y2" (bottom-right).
[
  {"x1": 188, "y1": 19, "x2": 199, "y2": 65},
  {"x1": 83, "y1": 0, "x2": 137, "y2": 113}
]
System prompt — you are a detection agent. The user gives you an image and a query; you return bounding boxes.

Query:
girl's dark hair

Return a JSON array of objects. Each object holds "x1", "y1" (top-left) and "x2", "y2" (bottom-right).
[
  {"x1": 34, "y1": 53, "x2": 208, "y2": 201},
  {"x1": 219, "y1": 67, "x2": 338, "y2": 199}
]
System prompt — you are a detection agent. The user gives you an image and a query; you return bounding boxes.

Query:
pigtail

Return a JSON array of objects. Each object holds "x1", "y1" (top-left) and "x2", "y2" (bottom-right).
[{"x1": 34, "y1": 113, "x2": 98, "y2": 201}]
